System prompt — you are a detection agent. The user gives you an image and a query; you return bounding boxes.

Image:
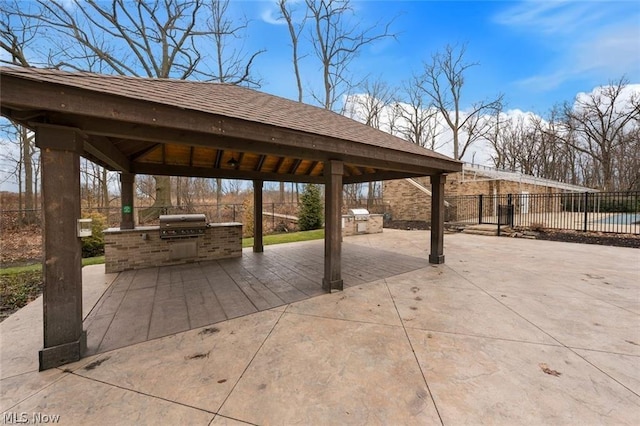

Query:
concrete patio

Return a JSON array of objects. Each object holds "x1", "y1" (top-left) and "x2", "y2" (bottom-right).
[{"x1": 1, "y1": 229, "x2": 639, "y2": 425}]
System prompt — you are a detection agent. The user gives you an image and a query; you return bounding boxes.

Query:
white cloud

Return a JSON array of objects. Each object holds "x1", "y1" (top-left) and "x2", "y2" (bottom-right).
[
  {"x1": 260, "y1": 7, "x2": 284, "y2": 25},
  {"x1": 494, "y1": 0, "x2": 604, "y2": 35}
]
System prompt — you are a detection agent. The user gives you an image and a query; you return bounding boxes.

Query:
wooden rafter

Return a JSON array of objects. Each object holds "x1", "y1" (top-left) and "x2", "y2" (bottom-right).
[
  {"x1": 214, "y1": 149, "x2": 223, "y2": 168},
  {"x1": 255, "y1": 155, "x2": 266, "y2": 172}
]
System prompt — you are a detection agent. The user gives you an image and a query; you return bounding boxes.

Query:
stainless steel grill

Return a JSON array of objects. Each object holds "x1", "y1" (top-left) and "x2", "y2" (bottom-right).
[
  {"x1": 159, "y1": 214, "x2": 207, "y2": 239},
  {"x1": 348, "y1": 208, "x2": 370, "y2": 221}
]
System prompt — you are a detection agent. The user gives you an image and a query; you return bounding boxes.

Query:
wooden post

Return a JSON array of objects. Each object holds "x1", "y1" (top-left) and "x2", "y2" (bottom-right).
[
  {"x1": 120, "y1": 173, "x2": 135, "y2": 230},
  {"x1": 429, "y1": 173, "x2": 446, "y2": 264},
  {"x1": 253, "y1": 179, "x2": 264, "y2": 253},
  {"x1": 323, "y1": 160, "x2": 343, "y2": 291},
  {"x1": 35, "y1": 125, "x2": 86, "y2": 370}
]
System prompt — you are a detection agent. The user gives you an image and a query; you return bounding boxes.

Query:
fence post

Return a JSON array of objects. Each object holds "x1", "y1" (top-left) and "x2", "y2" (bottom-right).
[
  {"x1": 232, "y1": 204, "x2": 236, "y2": 222},
  {"x1": 583, "y1": 192, "x2": 589, "y2": 232},
  {"x1": 272, "y1": 203, "x2": 275, "y2": 227},
  {"x1": 478, "y1": 194, "x2": 483, "y2": 224}
]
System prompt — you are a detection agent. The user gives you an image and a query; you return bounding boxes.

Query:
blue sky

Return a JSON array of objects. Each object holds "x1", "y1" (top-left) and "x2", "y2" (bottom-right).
[{"x1": 235, "y1": 0, "x2": 640, "y2": 114}]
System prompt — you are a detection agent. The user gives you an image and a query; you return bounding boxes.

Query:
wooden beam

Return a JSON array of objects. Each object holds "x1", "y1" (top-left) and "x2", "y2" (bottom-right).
[
  {"x1": 343, "y1": 170, "x2": 429, "y2": 184},
  {"x1": 35, "y1": 125, "x2": 85, "y2": 370},
  {"x1": 255, "y1": 155, "x2": 266, "y2": 172},
  {"x1": 132, "y1": 162, "x2": 324, "y2": 184},
  {"x1": 83, "y1": 136, "x2": 131, "y2": 172},
  {"x1": 429, "y1": 173, "x2": 446, "y2": 264},
  {"x1": 214, "y1": 149, "x2": 223, "y2": 168},
  {"x1": 189, "y1": 146, "x2": 194, "y2": 167},
  {"x1": 253, "y1": 180, "x2": 264, "y2": 253},
  {"x1": 120, "y1": 173, "x2": 135, "y2": 230},
  {"x1": 307, "y1": 161, "x2": 319, "y2": 175},
  {"x1": 1, "y1": 75, "x2": 461, "y2": 174},
  {"x1": 274, "y1": 157, "x2": 286, "y2": 173},
  {"x1": 289, "y1": 159, "x2": 302, "y2": 175},
  {"x1": 130, "y1": 143, "x2": 161, "y2": 161},
  {"x1": 36, "y1": 113, "x2": 459, "y2": 176},
  {"x1": 236, "y1": 152, "x2": 245, "y2": 170},
  {"x1": 323, "y1": 160, "x2": 343, "y2": 292}
]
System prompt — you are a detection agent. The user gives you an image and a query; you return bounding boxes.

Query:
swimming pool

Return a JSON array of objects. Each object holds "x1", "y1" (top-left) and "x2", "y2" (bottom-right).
[{"x1": 597, "y1": 213, "x2": 640, "y2": 224}]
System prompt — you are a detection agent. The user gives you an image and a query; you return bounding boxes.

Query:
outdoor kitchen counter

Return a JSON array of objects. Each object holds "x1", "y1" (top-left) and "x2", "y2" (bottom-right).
[{"x1": 104, "y1": 222, "x2": 242, "y2": 273}]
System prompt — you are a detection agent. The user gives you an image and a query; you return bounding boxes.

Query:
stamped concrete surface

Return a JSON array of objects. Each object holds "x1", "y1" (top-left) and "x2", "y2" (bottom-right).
[{"x1": 1, "y1": 230, "x2": 639, "y2": 425}]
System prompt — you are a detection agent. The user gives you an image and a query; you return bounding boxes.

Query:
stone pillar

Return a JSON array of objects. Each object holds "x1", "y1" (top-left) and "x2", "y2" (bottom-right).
[
  {"x1": 35, "y1": 125, "x2": 86, "y2": 370},
  {"x1": 323, "y1": 160, "x2": 343, "y2": 291},
  {"x1": 429, "y1": 173, "x2": 446, "y2": 264},
  {"x1": 253, "y1": 180, "x2": 264, "y2": 253},
  {"x1": 120, "y1": 173, "x2": 135, "y2": 230}
]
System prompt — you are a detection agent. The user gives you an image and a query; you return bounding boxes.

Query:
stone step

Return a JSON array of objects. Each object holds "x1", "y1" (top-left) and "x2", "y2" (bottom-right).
[
  {"x1": 462, "y1": 224, "x2": 512, "y2": 237},
  {"x1": 463, "y1": 229, "x2": 498, "y2": 236}
]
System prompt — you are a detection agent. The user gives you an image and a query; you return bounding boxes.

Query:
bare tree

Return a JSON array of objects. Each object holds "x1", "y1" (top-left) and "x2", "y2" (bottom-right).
[
  {"x1": 278, "y1": 0, "x2": 306, "y2": 102},
  {"x1": 0, "y1": 3, "x2": 40, "y2": 224},
  {"x1": 397, "y1": 76, "x2": 442, "y2": 150},
  {"x1": 5, "y1": 0, "x2": 264, "y2": 220},
  {"x1": 210, "y1": 0, "x2": 264, "y2": 86},
  {"x1": 305, "y1": 0, "x2": 395, "y2": 111},
  {"x1": 417, "y1": 43, "x2": 503, "y2": 160},
  {"x1": 343, "y1": 78, "x2": 394, "y2": 206},
  {"x1": 560, "y1": 77, "x2": 640, "y2": 190}
]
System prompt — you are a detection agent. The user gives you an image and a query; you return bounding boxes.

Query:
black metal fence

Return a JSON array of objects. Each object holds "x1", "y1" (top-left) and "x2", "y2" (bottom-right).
[
  {"x1": 1, "y1": 198, "x2": 388, "y2": 233},
  {"x1": 445, "y1": 191, "x2": 640, "y2": 234}
]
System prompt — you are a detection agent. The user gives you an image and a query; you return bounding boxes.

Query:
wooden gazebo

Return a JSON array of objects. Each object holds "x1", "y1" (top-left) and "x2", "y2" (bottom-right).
[{"x1": 0, "y1": 67, "x2": 461, "y2": 369}]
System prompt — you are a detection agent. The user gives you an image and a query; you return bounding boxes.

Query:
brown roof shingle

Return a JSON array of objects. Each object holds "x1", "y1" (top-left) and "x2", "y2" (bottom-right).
[{"x1": 0, "y1": 66, "x2": 457, "y2": 163}]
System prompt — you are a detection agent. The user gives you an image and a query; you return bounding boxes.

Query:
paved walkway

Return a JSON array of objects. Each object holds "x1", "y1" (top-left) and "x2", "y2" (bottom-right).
[{"x1": 1, "y1": 230, "x2": 639, "y2": 425}]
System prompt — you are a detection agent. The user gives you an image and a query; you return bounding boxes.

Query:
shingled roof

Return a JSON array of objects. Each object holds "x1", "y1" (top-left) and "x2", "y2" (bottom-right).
[{"x1": 0, "y1": 67, "x2": 461, "y2": 183}]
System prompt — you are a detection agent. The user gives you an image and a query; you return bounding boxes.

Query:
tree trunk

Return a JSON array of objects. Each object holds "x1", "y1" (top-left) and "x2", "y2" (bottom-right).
[
  {"x1": 140, "y1": 175, "x2": 172, "y2": 223},
  {"x1": 101, "y1": 167, "x2": 109, "y2": 208},
  {"x1": 216, "y1": 177, "x2": 222, "y2": 221},
  {"x1": 22, "y1": 126, "x2": 37, "y2": 224}
]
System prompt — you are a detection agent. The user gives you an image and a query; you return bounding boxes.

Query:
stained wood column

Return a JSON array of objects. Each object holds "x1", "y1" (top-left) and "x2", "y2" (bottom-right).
[
  {"x1": 253, "y1": 180, "x2": 264, "y2": 253},
  {"x1": 120, "y1": 173, "x2": 135, "y2": 230},
  {"x1": 35, "y1": 125, "x2": 86, "y2": 370},
  {"x1": 429, "y1": 173, "x2": 446, "y2": 264},
  {"x1": 323, "y1": 160, "x2": 343, "y2": 291}
]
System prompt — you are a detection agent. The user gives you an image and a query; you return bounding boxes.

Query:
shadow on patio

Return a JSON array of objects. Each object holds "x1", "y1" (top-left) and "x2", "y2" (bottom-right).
[{"x1": 84, "y1": 240, "x2": 428, "y2": 355}]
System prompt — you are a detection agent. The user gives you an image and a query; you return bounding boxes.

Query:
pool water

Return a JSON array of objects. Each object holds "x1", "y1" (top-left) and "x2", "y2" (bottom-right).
[{"x1": 597, "y1": 213, "x2": 640, "y2": 224}]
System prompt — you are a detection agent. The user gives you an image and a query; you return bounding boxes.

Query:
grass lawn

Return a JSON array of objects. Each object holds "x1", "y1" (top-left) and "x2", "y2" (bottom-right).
[{"x1": 242, "y1": 229, "x2": 324, "y2": 248}]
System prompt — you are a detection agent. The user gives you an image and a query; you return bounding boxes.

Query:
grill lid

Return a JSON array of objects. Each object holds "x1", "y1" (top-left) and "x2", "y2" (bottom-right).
[
  {"x1": 348, "y1": 208, "x2": 369, "y2": 216},
  {"x1": 159, "y1": 214, "x2": 206, "y2": 226}
]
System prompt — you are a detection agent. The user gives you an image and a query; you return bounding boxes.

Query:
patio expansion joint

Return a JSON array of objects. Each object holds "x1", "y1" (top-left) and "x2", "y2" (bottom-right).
[
  {"x1": 145, "y1": 270, "x2": 161, "y2": 341},
  {"x1": 215, "y1": 308, "x2": 288, "y2": 415},
  {"x1": 382, "y1": 277, "x2": 445, "y2": 426},
  {"x1": 1, "y1": 370, "x2": 68, "y2": 413},
  {"x1": 89, "y1": 273, "x2": 134, "y2": 354},
  {"x1": 447, "y1": 264, "x2": 640, "y2": 399},
  {"x1": 62, "y1": 370, "x2": 218, "y2": 418}
]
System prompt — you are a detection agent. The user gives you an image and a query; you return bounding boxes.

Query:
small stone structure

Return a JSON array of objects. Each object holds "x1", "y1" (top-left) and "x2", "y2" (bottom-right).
[
  {"x1": 384, "y1": 165, "x2": 594, "y2": 223},
  {"x1": 342, "y1": 214, "x2": 383, "y2": 236},
  {"x1": 104, "y1": 223, "x2": 242, "y2": 273}
]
